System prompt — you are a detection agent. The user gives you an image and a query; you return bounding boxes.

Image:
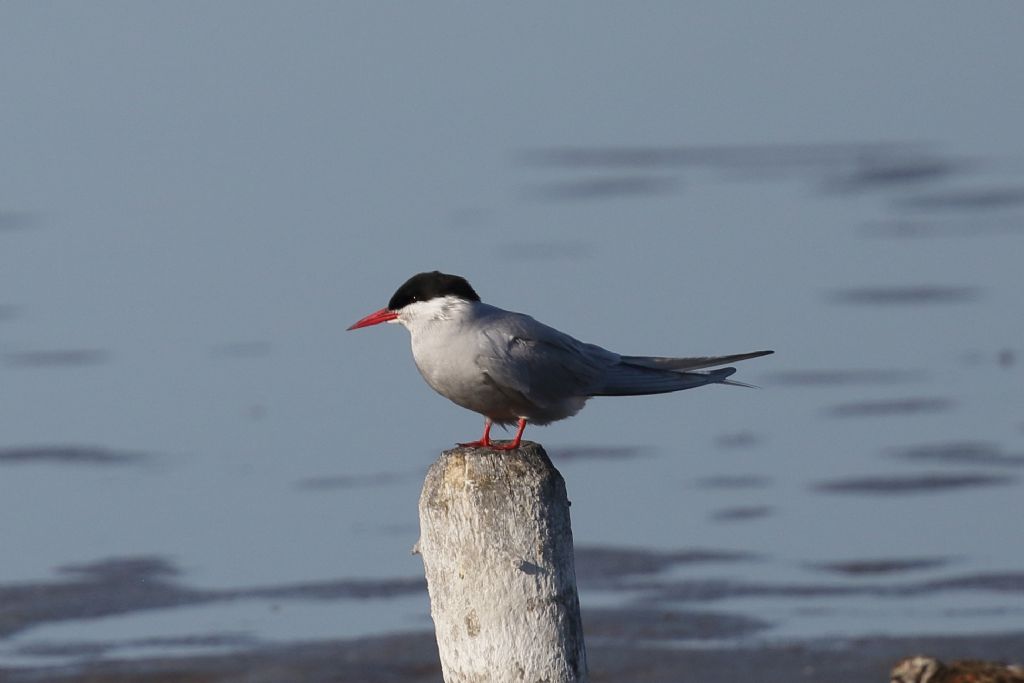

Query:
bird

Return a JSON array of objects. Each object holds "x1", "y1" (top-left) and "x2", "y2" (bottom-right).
[
  {"x1": 347, "y1": 271, "x2": 773, "y2": 450},
  {"x1": 890, "y1": 655, "x2": 1024, "y2": 683}
]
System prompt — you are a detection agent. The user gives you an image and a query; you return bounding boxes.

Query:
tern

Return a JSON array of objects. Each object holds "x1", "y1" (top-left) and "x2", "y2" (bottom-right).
[{"x1": 348, "y1": 271, "x2": 773, "y2": 450}]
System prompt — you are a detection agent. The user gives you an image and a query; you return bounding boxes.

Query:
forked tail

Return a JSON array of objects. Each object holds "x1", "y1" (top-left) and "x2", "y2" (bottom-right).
[{"x1": 594, "y1": 350, "x2": 771, "y2": 397}]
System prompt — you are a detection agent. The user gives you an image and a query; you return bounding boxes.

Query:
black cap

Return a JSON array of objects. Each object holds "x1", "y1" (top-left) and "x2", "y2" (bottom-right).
[{"x1": 388, "y1": 271, "x2": 481, "y2": 310}]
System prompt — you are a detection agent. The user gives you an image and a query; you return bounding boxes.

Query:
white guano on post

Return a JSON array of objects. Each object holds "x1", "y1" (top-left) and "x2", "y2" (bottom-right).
[{"x1": 417, "y1": 442, "x2": 588, "y2": 683}]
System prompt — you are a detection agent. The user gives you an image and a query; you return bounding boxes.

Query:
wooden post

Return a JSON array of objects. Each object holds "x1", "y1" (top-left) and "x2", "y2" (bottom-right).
[{"x1": 416, "y1": 442, "x2": 588, "y2": 683}]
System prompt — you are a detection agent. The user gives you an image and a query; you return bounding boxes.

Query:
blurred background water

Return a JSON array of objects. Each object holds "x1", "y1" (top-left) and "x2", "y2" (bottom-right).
[{"x1": 1, "y1": 1, "x2": 1023, "y2": 668}]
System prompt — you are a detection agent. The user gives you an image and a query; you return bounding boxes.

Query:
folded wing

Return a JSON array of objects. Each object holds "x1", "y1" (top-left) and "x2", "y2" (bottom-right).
[{"x1": 619, "y1": 350, "x2": 773, "y2": 372}]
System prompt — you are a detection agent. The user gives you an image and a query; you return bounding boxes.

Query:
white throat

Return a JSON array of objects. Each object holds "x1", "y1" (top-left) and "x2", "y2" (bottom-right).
[{"x1": 397, "y1": 295, "x2": 473, "y2": 334}]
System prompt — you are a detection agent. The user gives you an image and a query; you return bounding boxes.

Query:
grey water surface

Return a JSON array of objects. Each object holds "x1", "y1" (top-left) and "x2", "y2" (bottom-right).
[{"x1": 1, "y1": 1, "x2": 1022, "y2": 670}]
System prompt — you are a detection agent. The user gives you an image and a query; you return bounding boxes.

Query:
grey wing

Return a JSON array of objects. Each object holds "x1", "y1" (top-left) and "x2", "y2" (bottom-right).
[
  {"x1": 473, "y1": 312, "x2": 617, "y2": 403},
  {"x1": 619, "y1": 350, "x2": 773, "y2": 371},
  {"x1": 595, "y1": 365, "x2": 738, "y2": 396},
  {"x1": 595, "y1": 349, "x2": 773, "y2": 395}
]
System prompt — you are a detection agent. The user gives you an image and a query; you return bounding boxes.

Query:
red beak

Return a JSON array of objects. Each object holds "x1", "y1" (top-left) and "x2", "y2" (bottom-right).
[{"x1": 347, "y1": 307, "x2": 399, "y2": 330}]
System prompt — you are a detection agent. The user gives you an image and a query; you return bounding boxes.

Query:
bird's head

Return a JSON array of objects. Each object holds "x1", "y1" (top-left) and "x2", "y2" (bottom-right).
[{"x1": 347, "y1": 271, "x2": 480, "y2": 331}]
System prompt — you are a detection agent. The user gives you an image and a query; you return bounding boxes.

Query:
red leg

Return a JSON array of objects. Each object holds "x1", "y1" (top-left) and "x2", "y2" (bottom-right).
[
  {"x1": 458, "y1": 418, "x2": 493, "y2": 448},
  {"x1": 491, "y1": 418, "x2": 527, "y2": 451}
]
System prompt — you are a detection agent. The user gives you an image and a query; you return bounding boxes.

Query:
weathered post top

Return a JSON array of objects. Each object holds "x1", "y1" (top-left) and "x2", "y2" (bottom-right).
[{"x1": 417, "y1": 442, "x2": 588, "y2": 683}]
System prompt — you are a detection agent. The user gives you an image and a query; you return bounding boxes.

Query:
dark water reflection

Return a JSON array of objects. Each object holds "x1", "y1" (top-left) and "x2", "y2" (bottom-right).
[
  {"x1": 4, "y1": 349, "x2": 109, "y2": 368},
  {"x1": 892, "y1": 442, "x2": 1024, "y2": 468},
  {"x1": 826, "y1": 397, "x2": 954, "y2": 418},
  {"x1": 897, "y1": 187, "x2": 1024, "y2": 211},
  {"x1": 709, "y1": 505, "x2": 773, "y2": 522},
  {"x1": 813, "y1": 472, "x2": 1015, "y2": 494},
  {"x1": 573, "y1": 546, "x2": 758, "y2": 587},
  {"x1": 810, "y1": 557, "x2": 953, "y2": 576},
  {"x1": 713, "y1": 431, "x2": 761, "y2": 449},
  {"x1": 639, "y1": 572, "x2": 1024, "y2": 604},
  {"x1": 0, "y1": 446, "x2": 147, "y2": 466},
  {"x1": 827, "y1": 286, "x2": 981, "y2": 305},
  {"x1": 826, "y1": 155, "x2": 961, "y2": 192},
  {"x1": 0, "y1": 556, "x2": 424, "y2": 639}
]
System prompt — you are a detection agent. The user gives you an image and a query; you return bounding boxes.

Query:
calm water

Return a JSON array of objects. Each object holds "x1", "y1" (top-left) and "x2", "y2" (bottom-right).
[{"x1": 1, "y1": 2, "x2": 1023, "y2": 667}]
